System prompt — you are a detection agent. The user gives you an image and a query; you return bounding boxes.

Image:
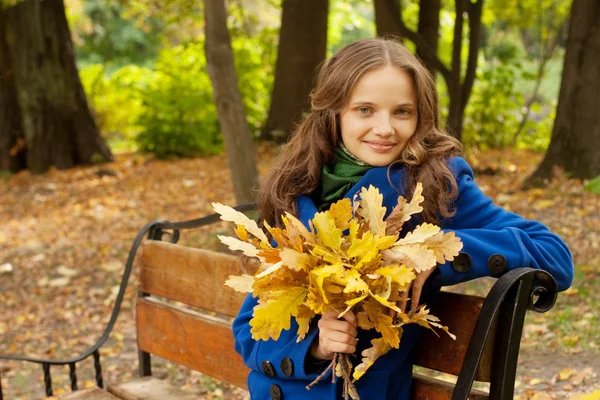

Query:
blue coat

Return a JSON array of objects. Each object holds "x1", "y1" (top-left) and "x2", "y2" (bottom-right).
[{"x1": 232, "y1": 157, "x2": 573, "y2": 400}]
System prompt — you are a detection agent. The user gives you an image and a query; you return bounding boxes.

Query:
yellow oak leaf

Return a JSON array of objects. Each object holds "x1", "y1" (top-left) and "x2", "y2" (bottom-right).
[
  {"x1": 343, "y1": 269, "x2": 369, "y2": 293},
  {"x1": 217, "y1": 235, "x2": 260, "y2": 259},
  {"x1": 385, "y1": 183, "x2": 424, "y2": 235},
  {"x1": 374, "y1": 234, "x2": 399, "y2": 250},
  {"x1": 348, "y1": 219, "x2": 359, "y2": 243},
  {"x1": 296, "y1": 317, "x2": 311, "y2": 342},
  {"x1": 212, "y1": 202, "x2": 269, "y2": 243},
  {"x1": 374, "y1": 265, "x2": 416, "y2": 288},
  {"x1": 310, "y1": 244, "x2": 344, "y2": 265},
  {"x1": 234, "y1": 224, "x2": 249, "y2": 241},
  {"x1": 250, "y1": 286, "x2": 307, "y2": 341},
  {"x1": 283, "y1": 212, "x2": 316, "y2": 244},
  {"x1": 280, "y1": 248, "x2": 313, "y2": 272},
  {"x1": 369, "y1": 290, "x2": 402, "y2": 313},
  {"x1": 329, "y1": 198, "x2": 353, "y2": 231},
  {"x1": 224, "y1": 274, "x2": 254, "y2": 293},
  {"x1": 312, "y1": 211, "x2": 343, "y2": 250},
  {"x1": 395, "y1": 223, "x2": 440, "y2": 245},
  {"x1": 383, "y1": 244, "x2": 437, "y2": 273},
  {"x1": 356, "y1": 185, "x2": 387, "y2": 236},
  {"x1": 364, "y1": 299, "x2": 400, "y2": 348},
  {"x1": 338, "y1": 294, "x2": 368, "y2": 318},
  {"x1": 356, "y1": 311, "x2": 374, "y2": 330},
  {"x1": 264, "y1": 224, "x2": 292, "y2": 248},
  {"x1": 256, "y1": 261, "x2": 283, "y2": 278},
  {"x1": 307, "y1": 284, "x2": 327, "y2": 314},
  {"x1": 347, "y1": 231, "x2": 375, "y2": 258},
  {"x1": 257, "y1": 248, "x2": 281, "y2": 264},
  {"x1": 311, "y1": 263, "x2": 345, "y2": 303},
  {"x1": 423, "y1": 231, "x2": 463, "y2": 263},
  {"x1": 353, "y1": 337, "x2": 393, "y2": 381}
]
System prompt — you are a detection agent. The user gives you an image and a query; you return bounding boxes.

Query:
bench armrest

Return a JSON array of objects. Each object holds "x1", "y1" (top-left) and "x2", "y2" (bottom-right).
[{"x1": 452, "y1": 267, "x2": 558, "y2": 400}]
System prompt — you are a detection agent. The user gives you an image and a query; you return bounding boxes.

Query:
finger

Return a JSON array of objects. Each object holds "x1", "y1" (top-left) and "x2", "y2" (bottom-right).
[
  {"x1": 388, "y1": 308, "x2": 397, "y2": 319},
  {"x1": 318, "y1": 318, "x2": 358, "y2": 338},
  {"x1": 411, "y1": 278, "x2": 424, "y2": 312},
  {"x1": 411, "y1": 268, "x2": 437, "y2": 312},
  {"x1": 342, "y1": 310, "x2": 357, "y2": 328},
  {"x1": 321, "y1": 330, "x2": 359, "y2": 346},
  {"x1": 398, "y1": 288, "x2": 410, "y2": 313},
  {"x1": 322, "y1": 340, "x2": 356, "y2": 355},
  {"x1": 322, "y1": 309, "x2": 339, "y2": 320}
]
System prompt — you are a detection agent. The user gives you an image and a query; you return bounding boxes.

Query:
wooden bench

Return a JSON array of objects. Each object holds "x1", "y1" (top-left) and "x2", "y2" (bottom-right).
[{"x1": 0, "y1": 207, "x2": 560, "y2": 400}]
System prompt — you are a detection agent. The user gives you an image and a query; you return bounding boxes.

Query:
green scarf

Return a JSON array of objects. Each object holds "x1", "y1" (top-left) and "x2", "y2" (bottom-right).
[{"x1": 312, "y1": 145, "x2": 373, "y2": 211}]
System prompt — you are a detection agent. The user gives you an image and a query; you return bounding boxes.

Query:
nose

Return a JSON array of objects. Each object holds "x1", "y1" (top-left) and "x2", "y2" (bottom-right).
[{"x1": 373, "y1": 114, "x2": 393, "y2": 136}]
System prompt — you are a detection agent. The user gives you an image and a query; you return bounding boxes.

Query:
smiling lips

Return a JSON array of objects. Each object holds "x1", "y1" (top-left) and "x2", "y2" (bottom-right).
[{"x1": 364, "y1": 140, "x2": 396, "y2": 152}]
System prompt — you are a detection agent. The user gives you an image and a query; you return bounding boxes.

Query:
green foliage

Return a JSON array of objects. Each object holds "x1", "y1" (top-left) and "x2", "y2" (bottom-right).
[
  {"x1": 134, "y1": 42, "x2": 222, "y2": 158},
  {"x1": 80, "y1": 63, "x2": 152, "y2": 147},
  {"x1": 462, "y1": 54, "x2": 553, "y2": 152},
  {"x1": 68, "y1": 0, "x2": 162, "y2": 68},
  {"x1": 584, "y1": 176, "x2": 600, "y2": 195},
  {"x1": 462, "y1": 58, "x2": 524, "y2": 149},
  {"x1": 328, "y1": 0, "x2": 374, "y2": 55},
  {"x1": 232, "y1": 28, "x2": 278, "y2": 134},
  {"x1": 81, "y1": 32, "x2": 275, "y2": 159}
]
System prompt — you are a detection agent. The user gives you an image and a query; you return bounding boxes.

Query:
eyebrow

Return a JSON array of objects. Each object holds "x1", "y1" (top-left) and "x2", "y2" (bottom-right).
[{"x1": 350, "y1": 101, "x2": 416, "y2": 107}]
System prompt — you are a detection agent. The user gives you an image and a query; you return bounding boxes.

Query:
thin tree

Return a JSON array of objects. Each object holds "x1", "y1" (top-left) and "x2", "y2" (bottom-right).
[
  {"x1": 374, "y1": 0, "x2": 403, "y2": 38},
  {"x1": 374, "y1": 0, "x2": 484, "y2": 139},
  {"x1": 261, "y1": 0, "x2": 329, "y2": 143},
  {"x1": 526, "y1": 0, "x2": 600, "y2": 184},
  {"x1": 204, "y1": 0, "x2": 259, "y2": 204},
  {"x1": 0, "y1": 0, "x2": 112, "y2": 173}
]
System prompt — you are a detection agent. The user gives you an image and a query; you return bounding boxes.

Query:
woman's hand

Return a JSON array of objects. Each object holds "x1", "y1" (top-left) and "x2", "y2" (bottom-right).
[
  {"x1": 310, "y1": 309, "x2": 358, "y2": 360},
  {"x1": 397, "y1": 266, "x2": 438, "y2": 314}
]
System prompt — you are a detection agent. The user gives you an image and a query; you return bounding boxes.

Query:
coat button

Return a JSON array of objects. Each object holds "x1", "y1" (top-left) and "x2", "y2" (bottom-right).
[
  {"x1": 488, "y1": 254, "x2": 507, "y2": 275},
  {"x1": 270, "y1": 384, "x2": 282, "y2": 400},
  {"x1": 451, "y1": 252, "x2": 472, "y2": 273},
  {"x1": 280, "y1": 357, "x2": 294, "y2": 377},
  {"x1": 261, "y1": 360, "x2": 275, "y2": 377}
]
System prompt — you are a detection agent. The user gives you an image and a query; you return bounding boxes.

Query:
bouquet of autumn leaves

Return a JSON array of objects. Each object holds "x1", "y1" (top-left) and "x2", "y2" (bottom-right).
[{"x1": 213, "y1": 184, "x2": 461, "y2": 400}]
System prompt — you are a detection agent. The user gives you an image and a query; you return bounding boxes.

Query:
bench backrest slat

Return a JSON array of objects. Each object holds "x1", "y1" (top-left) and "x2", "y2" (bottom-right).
[
  {"x1": 411, "y1": 374, "x2": 488, "y2": 400},
  {"x1": 415, "y1": 292, "x2": 496, "y2": 382},
  {"x1": 140, "y1": 241, "x2": 252, "y2": 317},
  {"x1": 136, "y1": 297, "x2": 250, "y2": 388}
]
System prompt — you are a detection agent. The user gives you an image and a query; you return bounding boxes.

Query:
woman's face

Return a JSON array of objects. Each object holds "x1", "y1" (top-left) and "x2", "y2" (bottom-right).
[{"x1": 339, "y1": 65, "x2": 418, "y2": 167}]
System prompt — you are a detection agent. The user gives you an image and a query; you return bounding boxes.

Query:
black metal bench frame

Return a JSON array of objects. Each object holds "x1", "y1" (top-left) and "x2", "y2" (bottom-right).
[{"x1": 0, "y1": 203, "x2": 558, "y2": 400}]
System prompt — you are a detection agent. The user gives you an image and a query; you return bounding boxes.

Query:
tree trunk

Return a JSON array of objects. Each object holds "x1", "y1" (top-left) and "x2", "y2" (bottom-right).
[
  {"x1": 417, "y1": 0, "x2": 440, "y2": 76},
  {"x1": 374, "y1": 0, "x2": 403, "y2": 39},
  {"x1": 0, "y1": 0, "x2": 112, "y2": 174},
  {"x1": 261, "y1": 0, "x2": 328, "y2": 143},
  {"x1": 372, "y1": 0, "x2": 484, "y2": 140},
  {"x1": 526, "y1": 0, "x2": 600, "y2": 185},
  {"x1": 204, "y1": 0, "x2": 259, "y2": 204}
]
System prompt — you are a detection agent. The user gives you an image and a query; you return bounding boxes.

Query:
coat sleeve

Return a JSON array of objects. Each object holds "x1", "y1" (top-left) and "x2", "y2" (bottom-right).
[
  {"x1": 431, "y1": 157, "x2": 574, "y2": 291},
  {"x1": 232, "y1": 293, "x2": 324, "y2": 381}
]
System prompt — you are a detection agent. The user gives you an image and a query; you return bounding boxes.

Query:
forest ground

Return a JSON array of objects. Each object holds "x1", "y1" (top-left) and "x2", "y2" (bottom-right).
[{"x1": 1, "y1": 144, "x2": 598, "y2": 399}]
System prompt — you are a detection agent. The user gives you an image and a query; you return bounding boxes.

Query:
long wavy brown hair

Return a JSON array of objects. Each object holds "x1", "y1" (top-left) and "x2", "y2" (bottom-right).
[{"x1": 259, "y1": 37, "x2": 462, "y2": 227}]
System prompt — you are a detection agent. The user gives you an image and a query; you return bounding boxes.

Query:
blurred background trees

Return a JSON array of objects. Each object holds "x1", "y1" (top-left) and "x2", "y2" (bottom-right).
[{"x1": 0, "y1": 0, "x2": 598, "y2": 198}]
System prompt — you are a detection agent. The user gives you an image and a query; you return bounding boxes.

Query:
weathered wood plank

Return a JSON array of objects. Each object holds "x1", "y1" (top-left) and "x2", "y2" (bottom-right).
[
  {"x1": 108, "y1": 377, "x2": 201, "y2": 400},
  {"x1": 414, "y1": 291, "x2": 497, "y2": 382},
  {"x1": 136, "y1": 298, "x2": 249, "y2": 389},
  {"x1": 55, "y1": 388, "x2": 121, "y2": 400},
  {"x1": 140, "y1": 241, "x2": 255, "y2": 318},
  {"x1": 412, "y1": 374, "x2": 488, "y2": 400}
]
